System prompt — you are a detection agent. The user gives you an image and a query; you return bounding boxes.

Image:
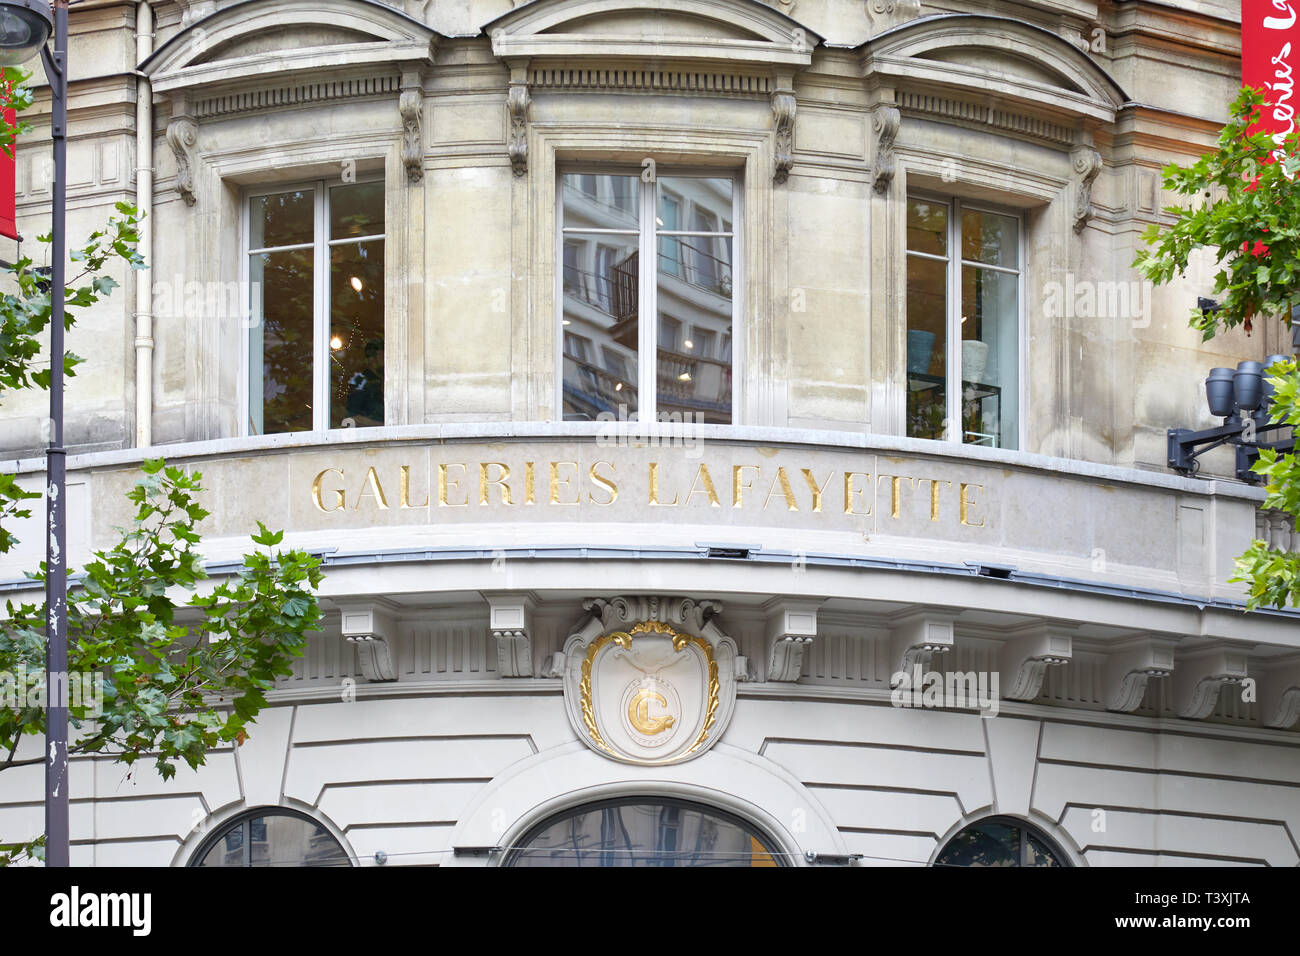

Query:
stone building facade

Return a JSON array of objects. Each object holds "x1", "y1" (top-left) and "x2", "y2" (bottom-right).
[{"x1": 1, "y1": 0, "x2": 1298, "y2": 866}]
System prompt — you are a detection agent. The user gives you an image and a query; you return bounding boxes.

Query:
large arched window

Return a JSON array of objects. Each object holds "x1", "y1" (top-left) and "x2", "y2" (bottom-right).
[
  {"x1": 934, "y1": 816, "x2": 1069, "y2": 867},
  {"x1": 190, "y1": 808, "x2": 351, "y2": 867},
  {"x1": 505, "y1": 797, "x2": 784, "y2": 867}
]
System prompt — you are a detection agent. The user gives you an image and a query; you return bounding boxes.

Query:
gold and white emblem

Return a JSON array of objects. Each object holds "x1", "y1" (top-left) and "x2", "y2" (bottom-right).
[{"x1": 561, "y1": 597, "x2": 739, "y2": 766}]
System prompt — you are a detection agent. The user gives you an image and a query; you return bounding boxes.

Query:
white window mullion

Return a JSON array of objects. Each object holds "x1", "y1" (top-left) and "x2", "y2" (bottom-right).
[
  {"x1": 946, "y1": 199, "x2": 961, "y2": 444},
  {"x1": 731, "y1": 172, "x2": 743, "y2": 425},
  {"x1": 640, "y1": 177, "x2": 657, "y2": 420},
  {"x1": 314, "y1": 182, "x2": 329, "y2": 433}
]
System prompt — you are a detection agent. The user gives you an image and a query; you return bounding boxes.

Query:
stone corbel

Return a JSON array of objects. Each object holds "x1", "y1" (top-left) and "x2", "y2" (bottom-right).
[
  {"x1": 871, "y1": 104, "x2": 901, "y2": 196},
  {"x1": 999, "y1": 627, "x2": 1073, "y2": 702},
  {"x1": 771, "y1": 74, "x2": 796, "y2": 185},
  {"x1": 1071, "y1": 145, "x2": 1102, "y2": 234},
  {"x1": 1173, "y1": 649, "x2": 1248, "y2": 720},
  {"x1": 1104, "y1": 637, "x2": 1176, "y2": 713},
  {"x1": 1258, "y1": 658, "x2": 1300, "y2": 729},
  {"x1": 763, "y1": 598, "x2": 821, "y2": 682},
  {"x1": 541, "y1": 651, "x2": 566, "y2": 679},
  {"x1": 506, "y1": 60, "x2": 531, "y2": 178},
  {"x1": 166, "y1": 94, "x2": 198, "y2": 207},
  {"x1": 340, "y1": 604, "x2": 398, "y2": 682},
  {"x1": 398, "y1": 69, "x2": 425, "y2": 183},
  {"x1": 485, "y1": 592, "x2": 537, "y2": 677},
  {"x1": 890, "y1": 612, "x2": 955, "y2": 680}
]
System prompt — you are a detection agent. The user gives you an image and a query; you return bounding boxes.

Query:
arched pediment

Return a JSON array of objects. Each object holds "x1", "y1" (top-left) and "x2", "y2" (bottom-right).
[
  {"x1": 486, "y1": 0, "x2": 822, "y2": 69},
  {"x1": 861, "y1": 14, "x2": 1128, "y2": 124},
  {"x1": 142, "y1": 0, "x2": 440, "y2": 95}
]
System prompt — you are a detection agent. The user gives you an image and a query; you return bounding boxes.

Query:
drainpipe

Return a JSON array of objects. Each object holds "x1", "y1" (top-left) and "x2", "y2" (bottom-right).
[{"x1": 134, "y1": 0, "x2": 153, "y2": 448}]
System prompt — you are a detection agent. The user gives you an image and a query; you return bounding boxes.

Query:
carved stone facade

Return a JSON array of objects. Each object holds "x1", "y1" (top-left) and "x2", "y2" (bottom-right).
[{"x1": 2, "y1": 0, "x2": 1297, "y2": 869}]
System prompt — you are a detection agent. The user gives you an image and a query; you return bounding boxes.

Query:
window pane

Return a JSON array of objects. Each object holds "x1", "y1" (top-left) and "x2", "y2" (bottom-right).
[
  {"x1": 508, "y1": 799, "x2": 779, "y2": 867},
  {"x1": 961, "y1": 208, "x2": 1018, "y2": 268},
  {"x1": 906, "y1": 254, "x2": 947, "y2": 440},
  {"x1": 562, "y1": 173, "x2": 639, "y2": 231},
  {"x1": 330, "y1": 181, "x2": 384, "y2": 239},
  {"x1": 659, "y1": 194, "x2": 682, "y2": 277},
  {"x1": 197, "y1": 813, "x2": 349, "y2": 867},
  {"x1": 249, "y1": 248, "x2": 314, "y2": 435},
  {"x1": 656, "y1": 177, "x2": 733, "y2": 424},
  {"x1": 1027, "y1": 834, "x2": 1063, "y2": 867},
  {"x1": 329, "y1": 239, "x2": 385, "y2": 428},
  {"x1": 562, "y1": 233, "x2": 639, "y2": 421},
  {"x1": 658, "y1": 177, "x2": 732, "y2": 227},
  {"x1": 907, "y1": 198, "x2": 947, "y2": 256},
  {"x1": 251, "y1": 189, "x2": 314, "y2": 249},
  {"x1": 934, "y1": 821, "x2": 1020, "y2": 867},
  {"x1": 961, "y1": 264, "x2": 1018, "y2": 449}
]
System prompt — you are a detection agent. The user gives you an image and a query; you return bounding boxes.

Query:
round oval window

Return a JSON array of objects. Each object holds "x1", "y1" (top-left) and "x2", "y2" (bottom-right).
[{"x1": 505, "y1": 797, "x2": 783, "y2": 867}]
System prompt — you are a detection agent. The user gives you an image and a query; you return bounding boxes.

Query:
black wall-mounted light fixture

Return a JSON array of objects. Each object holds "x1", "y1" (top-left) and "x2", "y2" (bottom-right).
[{"x1": 1168, "y1": 357, "x2": 1295, "y2": 482}]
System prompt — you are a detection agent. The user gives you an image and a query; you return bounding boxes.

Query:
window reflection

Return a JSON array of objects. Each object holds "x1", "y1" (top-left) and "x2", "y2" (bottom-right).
[
  {"x1": 934, "y1": 818, "x2": 1067, "y2": 867},
  {"x1": 561, "y1": 172, "x2": 735, "y2": 424},
  {"x1": 507, "y1": 798, "x2": 780, "y2": 867},
  {"x1": 247, "y1": 181, "x2": 385, "y2": 435},
  {"x1": 906, "y1": 197, "x2": 1019, "y2": 449},
  {"x1": 193, "y1": 810, "x2": 350, "y2": 867}
]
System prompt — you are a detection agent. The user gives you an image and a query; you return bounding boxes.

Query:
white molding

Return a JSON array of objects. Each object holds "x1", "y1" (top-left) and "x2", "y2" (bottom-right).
[
  {"x1": 890, "y1": 611, "x2": 955, "y2": 676},
  {"x1": 1103, "y1": 636, "x2": 1176, "y2": 713},
  {"x1": 484, "y1": 591, "x2": 539, "y2": 678},
  {"x1": 486, "y1": 0, "x2": 821, "y2": 69},
  {"x1": 1173, "y1": 649, "x2": 1249, "y2": 720},
  {"x1": 339, "y1": 603, "x2": 398, "y2": 682},
  {"x1": 998, "y1": 625, "x2": 1073, "y2": 702},
  {"x1": 763, "y1": 597, "x2": 822, "y2": 682},
  {"x1": 443, "y1": 740, "x2": 847, "y2": 866}
]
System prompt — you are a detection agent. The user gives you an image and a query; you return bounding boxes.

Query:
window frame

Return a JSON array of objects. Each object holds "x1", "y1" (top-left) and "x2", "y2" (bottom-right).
[
  {"x1": 933, "y1": 815, "x2": 1071, "y2": 868},
  {"x1": 188, "y1": 807, "x2": 352, "y2": 867},
  {"x1": 239, "y1": 173, "x2": 387, "y2": 438},
  {"x1": 503, "y1": 795, "x2": 785, "y2": 867},
  {"x1": 905, "y1": 191, "x2": 1026, "y2": 451},
  {"x1": 554, "y1": 163, "x2": 743, "y2": 424}
]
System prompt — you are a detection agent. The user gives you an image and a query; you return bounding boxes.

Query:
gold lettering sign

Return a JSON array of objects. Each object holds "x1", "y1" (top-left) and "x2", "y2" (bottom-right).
[{"x1": 308, "y1": 456, "x2": 993, "y2": 531}]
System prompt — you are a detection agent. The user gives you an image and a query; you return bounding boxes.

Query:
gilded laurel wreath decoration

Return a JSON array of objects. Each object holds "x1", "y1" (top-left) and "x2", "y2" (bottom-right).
[{"x1": 579, "y1": 621, "x2": 720, "y2": 762}]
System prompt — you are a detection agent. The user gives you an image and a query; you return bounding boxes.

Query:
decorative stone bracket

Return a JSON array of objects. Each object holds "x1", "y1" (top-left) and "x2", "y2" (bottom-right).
[
  {"x1": 772, "y1": 74, "x2": 796, "y2": 185},
  {"x1": 1104, "y1": 637, "x2": 1175, "y2": 713},
  {"x1": 339, "y1": 604, "x2": 398, "y2": 682},
  {"x1": 871, "y1": 104, "x2": 901, "y2": 195},
  {"x1": 1173, "y1": 649, "x2": 1248, "y2": 720},
  {"x1": 1258, "y1": 658, "x2": 1300, "y2": 729},
  {"x1": 890, "y1": 612, "x2": 955, "y2": 679},
  {"x1": 999, "y1": 628, "x2": 1072, "y2": 701},
  {"x1": 399, "y1": 69, "x2": 424, "y2": 183},
  {"x1": 763, "y1": 598, "x2": 821, "y2": 682},
  {"x1": 506, "y1": 60, "x2": 531, "y2": 178},
  {"x1": 485, "y1": 592, "x2": 537, "y2": 678},
  {"x1": 1071, "y1": 145, "x2": 1102, "y2": 234},
  {"x1": 166, "y1": 94, "x2": 198, "y2": 207}
]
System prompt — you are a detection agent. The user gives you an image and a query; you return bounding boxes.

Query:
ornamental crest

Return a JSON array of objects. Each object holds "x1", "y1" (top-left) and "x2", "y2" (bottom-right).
[{"x1": 561, "y1": 596, "x2": 739, "y2": 766}]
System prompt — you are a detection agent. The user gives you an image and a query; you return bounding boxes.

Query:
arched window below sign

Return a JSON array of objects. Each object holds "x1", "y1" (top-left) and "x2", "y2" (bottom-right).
[
  {"x1": 505, "y1": 797, "x2": 783, "y2": 867},
  {"x1": 190, "y1": 808, "x2": 351, "y2": 867},
  {"x1": 934, "y1": 816, "x2": 1070, "y2": 867}
]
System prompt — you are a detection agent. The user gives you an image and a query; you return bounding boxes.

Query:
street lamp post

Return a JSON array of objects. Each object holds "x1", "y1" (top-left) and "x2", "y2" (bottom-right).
[{"x1": 0, "y1": 0, "x2": 68, "y2": 866}]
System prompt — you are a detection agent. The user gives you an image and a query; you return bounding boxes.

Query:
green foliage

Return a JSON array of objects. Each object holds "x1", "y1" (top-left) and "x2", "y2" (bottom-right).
[
  {"x1": 0, "y1": 75, "x2": 325, "y2": 864},
  {"x1": 0, "y1": 465, "x2": 325, "y2": 863},
  {"x1": 1135, "y1": 86, "x2": 1300, "y2": 609},
  {"x1": 1134, "y1": 88, "x2": 1300, "y2": 340}
]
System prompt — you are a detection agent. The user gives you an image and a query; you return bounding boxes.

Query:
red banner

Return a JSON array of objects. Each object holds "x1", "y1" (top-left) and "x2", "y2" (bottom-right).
[{"x1": 1243, "y1": 0, "x2": 1300, "y2": 155}]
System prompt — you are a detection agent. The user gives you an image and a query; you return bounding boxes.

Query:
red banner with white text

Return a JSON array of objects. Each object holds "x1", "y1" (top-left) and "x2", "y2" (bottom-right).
[{"x1": 1243, "y1": 0, "x2": 1300, "y2": 151}]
